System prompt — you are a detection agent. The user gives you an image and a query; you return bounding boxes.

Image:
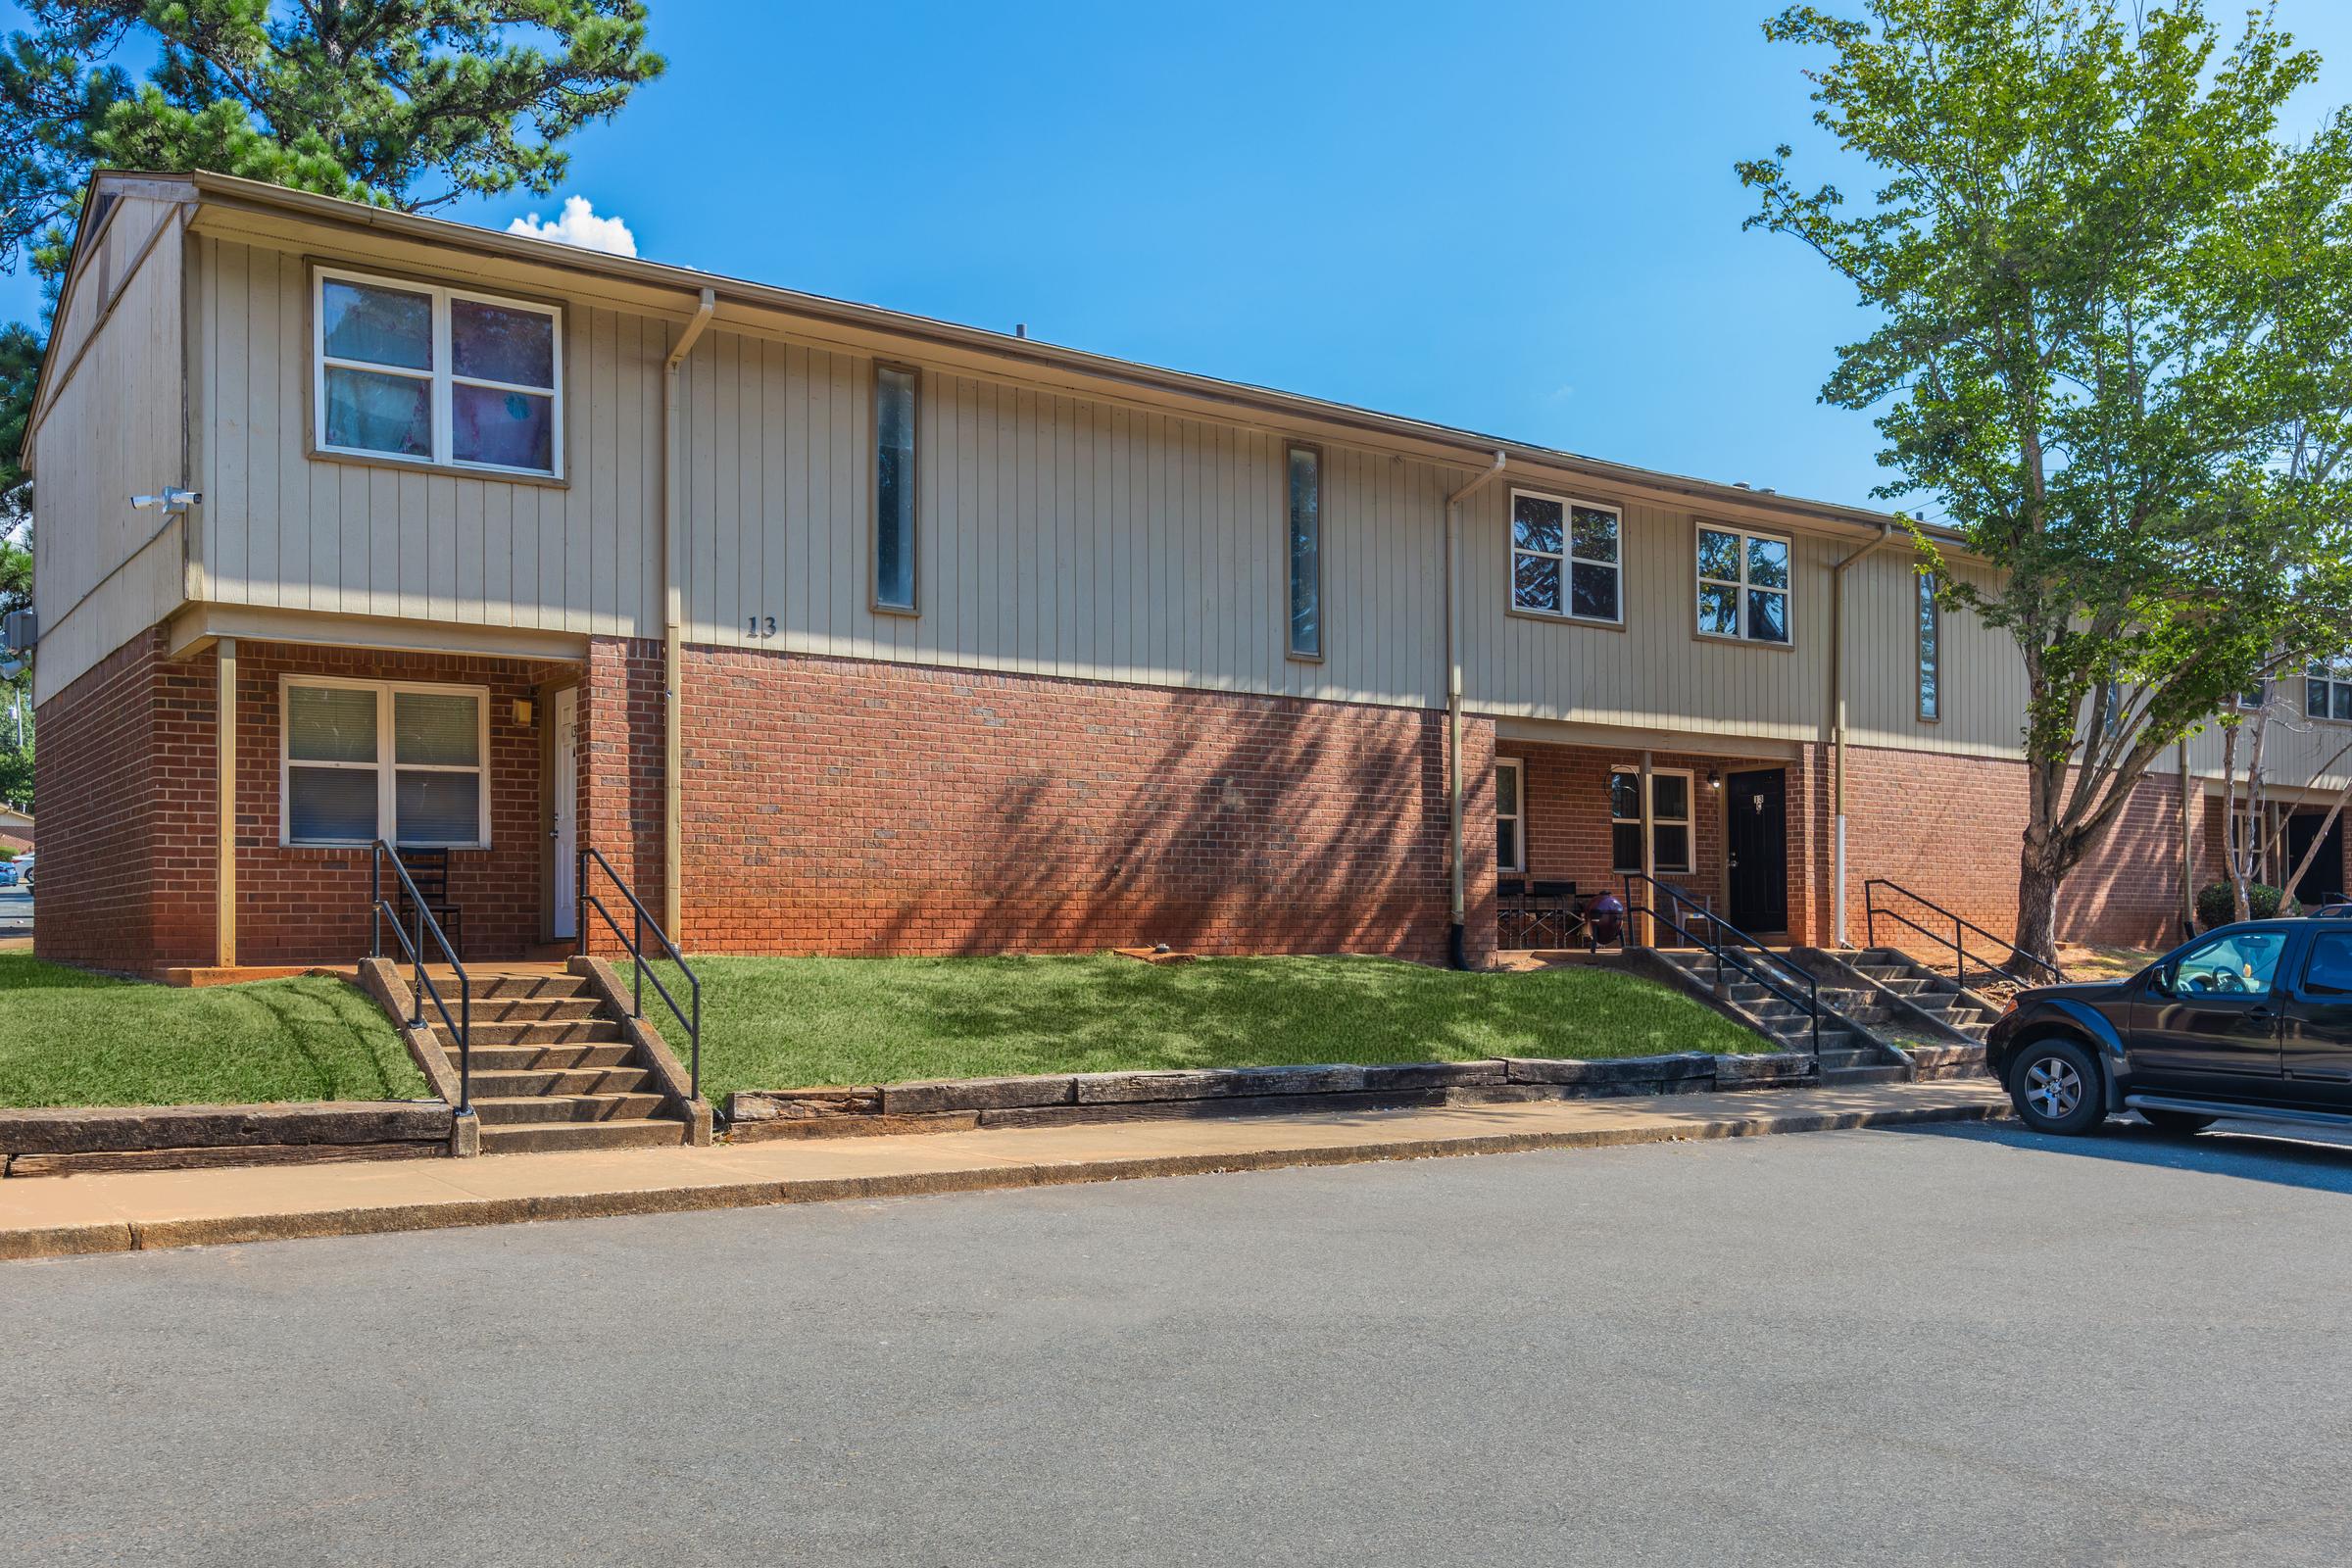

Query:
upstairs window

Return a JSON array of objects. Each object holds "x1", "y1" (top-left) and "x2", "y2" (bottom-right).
[
  {"x1": 315, "y1": 269, "x2": 562, "y2": 476},
  {"x1": 282, "y1": 678, "x2": 488, "y2": 848},
  {"x1": 1287, "y1": 444, "x2": 1322, "y2": 660},
  {"x1": 1696, "y1": 525, "x2": 1791, "y2": 644},
  {"x1": 2310, "y1": 658, "x2": 2352, "y2": 721},
  {"x1": 873, "y1": 364, "x2": 917, "y2": 612},
  {"x1": 1510, "y1": 490, "x2": 1621, "y2": 623},
  {"x1": 1917, "y1": 571, "x2": 1941, "y2": 721}
]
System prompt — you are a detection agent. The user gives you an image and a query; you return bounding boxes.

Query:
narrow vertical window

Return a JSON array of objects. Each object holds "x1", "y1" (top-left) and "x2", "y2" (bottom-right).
[
  {"x1": 1495, "y1": 758, "x2": 1524, "y2": 872},
  {"x1": 1287, "y1": 444, "x2": 1322, "y2": 659},
  {"x1": 1917, "y1": 571, "x2": 1940, "y2": 721},
  {"x1": 873, "y1": 365, "x2": 917, "y2": 612}
]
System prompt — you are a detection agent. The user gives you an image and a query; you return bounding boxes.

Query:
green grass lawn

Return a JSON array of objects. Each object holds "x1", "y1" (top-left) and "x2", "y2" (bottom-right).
[
  {"x1": 0, "y1": 954, "x2": 427, "y2": 1108},
  {"x1": 654, "y1": 954, "x2": 1770, "y2": 1101}
]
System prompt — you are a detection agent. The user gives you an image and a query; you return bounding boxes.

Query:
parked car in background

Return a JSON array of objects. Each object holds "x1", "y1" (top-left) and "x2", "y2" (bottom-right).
[
  {"x1": 14, "y1": 854, "x2": 30, "y2": 894},
  {"x1": 0, "y1": 859, "x2": 17, "y2": 888},
  {"x1": 1990, "y1": 917, "x2": 2352, "y2": 1136}
]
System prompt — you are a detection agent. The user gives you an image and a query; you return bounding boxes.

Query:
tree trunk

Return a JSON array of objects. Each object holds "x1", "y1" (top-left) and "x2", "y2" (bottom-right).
[{"x1": 2013, "y1": 846, "x2": 2064, "y2": 970}]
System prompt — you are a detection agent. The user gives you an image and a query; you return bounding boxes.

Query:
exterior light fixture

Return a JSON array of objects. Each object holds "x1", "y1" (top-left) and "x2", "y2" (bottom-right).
[
  {"x1": 130, "y1": 487, "x2": 203, "y2": 513},
  {"x1": 1707, "y1": 770, "x2": 1721, "y2": 790}
]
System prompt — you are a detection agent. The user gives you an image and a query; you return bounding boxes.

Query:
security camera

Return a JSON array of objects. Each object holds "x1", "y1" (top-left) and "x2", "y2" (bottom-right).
[{"x1": 130, "y1": 487, "x2": 202, "y2": 513}]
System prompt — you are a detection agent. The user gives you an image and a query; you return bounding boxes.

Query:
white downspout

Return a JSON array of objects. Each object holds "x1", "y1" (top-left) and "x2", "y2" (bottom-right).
[
  {"x1": 1445, "y1": 451, "x2": 1508, "y2": 968},
  {"x1": 661, "y1": 288, "x2": 716, "y2": 935},
  {"x1": 1829, "y1": 521, "x2": 1895, "y2": 947}
]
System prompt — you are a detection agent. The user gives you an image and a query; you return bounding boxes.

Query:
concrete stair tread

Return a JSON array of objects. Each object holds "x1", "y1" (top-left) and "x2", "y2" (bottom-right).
[
  {"x1": 1825, "y1": 1065, "x2": 1913, "y2": 1085},
  {"x1": 472, "y1": 1092, "x2": 668, "y2": 1125},
  {"x1": 476, "y1": 1117, "x2": 690, "y2": 1152},
  {"x1": 462, "y1": 1066, "x2": 652, "y2": 1096},
  {"x1": 445, "y1": 1043, "x2": 637, "y2": 1072}
]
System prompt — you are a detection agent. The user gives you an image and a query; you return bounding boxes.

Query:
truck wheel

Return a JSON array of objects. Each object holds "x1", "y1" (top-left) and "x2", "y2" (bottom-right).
[{"x1": 2008, "y1": 1039, "x2": 2106, "y2": 1136}]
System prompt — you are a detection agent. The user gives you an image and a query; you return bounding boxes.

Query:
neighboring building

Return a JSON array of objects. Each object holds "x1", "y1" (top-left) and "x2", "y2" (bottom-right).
[
  {"x1": 21, "y1": 171, "x2": 2336, "y2": 975},
  {"x1": 0, "y1": 804, "x2": 28, "y2": 856}
]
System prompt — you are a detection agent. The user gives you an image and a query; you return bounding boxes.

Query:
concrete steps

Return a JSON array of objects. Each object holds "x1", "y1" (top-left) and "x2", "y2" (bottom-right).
[
  {"x1": 1650, "y1": 949, "x2": 1906, "y2": 1084},
  {"x1": 1852, "y1": 950, "x2": 2001, "y2": 1042},
  {"x1": 417, "y1": 968, "x2": 697, "y2": 1154}
]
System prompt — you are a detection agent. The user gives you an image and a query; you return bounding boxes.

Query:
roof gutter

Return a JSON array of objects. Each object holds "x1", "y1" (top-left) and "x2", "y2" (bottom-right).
[
  {"x1": 1829, "y1": 521, "x2": 1897, "y2": 946},
  {"x1": 1445, "y1": 451, "x2": 1509, "y2": 969},
  {"x1": 661, "y1": 287, "x2": 716, "y2": 936}
]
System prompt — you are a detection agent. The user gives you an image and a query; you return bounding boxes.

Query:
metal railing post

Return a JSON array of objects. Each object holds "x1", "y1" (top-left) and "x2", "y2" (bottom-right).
[
  {"x1": 631, "y1": 905, "x2": 644, "y2": 1019},
  {"x1": 370, "y1": 850, "x2": 382, "y2": 960},
  {"x1": 411, "y1": 902, "x2": 425, "y2": 1029}
]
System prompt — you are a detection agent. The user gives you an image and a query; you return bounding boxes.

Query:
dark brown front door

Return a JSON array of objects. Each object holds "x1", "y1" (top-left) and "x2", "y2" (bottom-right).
[{"x1": 1726, "y1": 769, "x2": 1788, "y2": 933}]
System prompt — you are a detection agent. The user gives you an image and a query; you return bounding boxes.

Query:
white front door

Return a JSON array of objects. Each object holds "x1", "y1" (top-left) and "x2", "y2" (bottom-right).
[{"x1": 551, "y1": 686, "x2": 579, "y2": 940}]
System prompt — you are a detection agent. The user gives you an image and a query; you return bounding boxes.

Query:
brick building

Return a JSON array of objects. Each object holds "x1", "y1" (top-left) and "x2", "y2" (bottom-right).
[{"x1": 21, "y1": 172, "x2": 2332, "y2": 977}]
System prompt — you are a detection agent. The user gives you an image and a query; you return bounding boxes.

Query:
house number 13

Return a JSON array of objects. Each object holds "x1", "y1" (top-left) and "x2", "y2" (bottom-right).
[{"x1": 747, "y1": 615, "x2": 777, "y2": 638}]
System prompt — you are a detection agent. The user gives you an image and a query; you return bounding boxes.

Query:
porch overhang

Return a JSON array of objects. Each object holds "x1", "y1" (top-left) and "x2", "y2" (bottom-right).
[
  {"x1": 167, "y1": 604, "x2": 590, "y2": 666},
  {"x1": 1491, "y1": 715, "x2": 1803, "y2": 762}
]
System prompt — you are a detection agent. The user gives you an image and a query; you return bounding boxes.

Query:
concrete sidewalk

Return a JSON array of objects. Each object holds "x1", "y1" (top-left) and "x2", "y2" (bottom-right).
[{"x1": 0, "y1": 1078, "x2": 2009, "y2": 1260}]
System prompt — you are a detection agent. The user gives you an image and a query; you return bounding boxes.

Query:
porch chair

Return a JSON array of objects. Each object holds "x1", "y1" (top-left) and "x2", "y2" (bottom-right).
[
  {"x1": 1498, "y1": 878, "x2": 1529, "y2": 950},
  {"x1": 392, "y1": 847, "x2": 465, "y2": 960},
  {"x1": 1523, "y1": 880, "x2": 1579, "y2": 950}
]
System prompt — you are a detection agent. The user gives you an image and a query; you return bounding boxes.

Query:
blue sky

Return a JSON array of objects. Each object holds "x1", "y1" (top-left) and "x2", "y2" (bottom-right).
[{"x1": 9, "y1": 0, "x2": 2352, "y2": 514}]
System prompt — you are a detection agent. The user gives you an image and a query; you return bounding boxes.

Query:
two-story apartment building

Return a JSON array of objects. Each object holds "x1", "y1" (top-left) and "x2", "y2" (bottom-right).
[{"x1": 22, "y1": 171, "x2": 2347, "y2": 977}]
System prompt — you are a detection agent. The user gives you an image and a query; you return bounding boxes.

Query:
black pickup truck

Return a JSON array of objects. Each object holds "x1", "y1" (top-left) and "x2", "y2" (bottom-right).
[{"x1": 1989, "y1": 917, "x2": 2352, "y2": 1136}]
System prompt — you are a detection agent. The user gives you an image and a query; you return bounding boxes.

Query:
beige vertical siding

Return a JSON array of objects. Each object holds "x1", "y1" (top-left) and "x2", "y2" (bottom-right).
[
  {"x1": 1456, "y1": 485, "x2": 1832, "y2": 741},
  {"x1": 29, "y1": 200, "x2": 189, "y2": 704},
  {"x1": 670, "y1": 336, "x2": 1448, "y2": 707},
  {"x1": 1841, "y1": 546, "x2": 2028, "y2": 759},
  {"x1": 190, "y1": 236, "x2": 664, "y2": 637}
]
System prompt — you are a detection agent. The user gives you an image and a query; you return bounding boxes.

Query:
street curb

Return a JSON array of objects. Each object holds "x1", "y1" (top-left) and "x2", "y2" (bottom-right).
[{"x1": 0, "y1": 1097, "x2": 2010, "y2": 1262}]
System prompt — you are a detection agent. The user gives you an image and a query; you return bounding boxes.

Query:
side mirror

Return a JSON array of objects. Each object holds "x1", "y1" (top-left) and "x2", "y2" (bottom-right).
[{"x1": 2148, "y1": 965, "x2": 2176, "y2": 997}]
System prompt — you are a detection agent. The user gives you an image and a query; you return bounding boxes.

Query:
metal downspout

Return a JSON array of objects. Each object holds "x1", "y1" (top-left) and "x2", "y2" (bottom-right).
[
  {"x1": 1445, "y1": 451, "x2": 1508, "y2": 969},
  {"x1": 661, "y1": 289, "x2": 716, "y2": 936},
  {"x1": 1829, "y1": 522, "x2": 1895, "y2": 947}
]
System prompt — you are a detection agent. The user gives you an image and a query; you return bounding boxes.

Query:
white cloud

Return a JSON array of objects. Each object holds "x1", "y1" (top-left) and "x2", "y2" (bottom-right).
[{"x1": 507, "y1": 196, "x2": 638, "y2": 258}]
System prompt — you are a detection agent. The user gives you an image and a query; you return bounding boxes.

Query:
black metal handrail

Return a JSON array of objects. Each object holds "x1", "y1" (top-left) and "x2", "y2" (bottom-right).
[
  {"x1": 1621, "y1": 871, "x2": 1822, "y2": 1059},
  {"x1": 577, "y1": 847, "x2": 703, "y2": 1102},
  {"x1": 369, "y1": 840, "x2": 473, "y2": 1115},
  {"x1": 1862, "y1": 878, "x2": 2066, "y2": 991}
]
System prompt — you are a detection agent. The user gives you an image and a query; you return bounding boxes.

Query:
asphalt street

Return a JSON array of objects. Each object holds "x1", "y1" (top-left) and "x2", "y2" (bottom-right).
[
  {"x1": 5, "y1": 1117, "x2": 2351, "y2": 1566},
  {"x1": 0, "y1": 885, "x2": 27, "y2": 939}
]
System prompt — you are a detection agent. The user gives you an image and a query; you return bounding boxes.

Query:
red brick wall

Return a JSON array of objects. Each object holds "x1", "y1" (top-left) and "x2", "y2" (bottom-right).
[
  {"x1": 226, "y1": 644, "x2": 564, "y2": 965},
  {"x1": 577, "y1": 636, "x2": 666, "y2": 954},
  {"x1": 31, "y1": 629, "x2": 211, "y2": 971},
  {"x1": 1839, "y1": 744, "x2": 2187, "y2": 951},
  {"x1": 1498, "y1": 742, "x2": 1829, "y2": 946},
  {"x1": 613, "y1": 644, "x2": 1489, "y2": 961}
]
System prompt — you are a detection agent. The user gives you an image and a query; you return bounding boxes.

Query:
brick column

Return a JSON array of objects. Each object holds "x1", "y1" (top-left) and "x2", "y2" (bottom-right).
[{"x1": 577, "y1": 635, "x2": 666, "y2": 955}]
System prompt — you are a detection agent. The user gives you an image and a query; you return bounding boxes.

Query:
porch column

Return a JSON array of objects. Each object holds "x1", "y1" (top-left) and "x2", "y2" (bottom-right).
[
  {"x1": 215, "y1": 636, "x2": 237, "y2": 969},
  {"x1": 1639, "y1": 749, "x2": 1655, "y2": 947}
]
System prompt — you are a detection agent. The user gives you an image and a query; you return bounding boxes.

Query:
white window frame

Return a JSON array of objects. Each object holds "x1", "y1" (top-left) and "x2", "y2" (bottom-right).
[
  {"x1": 279, "y1": 675, "x2": 492, "y2": 849},
  {"x1": 313, "y1": 265, "x2": 564, "y2": 478},
  {"x1": 1509, "y1": 488, "x2": 1624, "y2": 625},
  {"x1": 1611, "y1": 766, "x2": 1695, "y2": 876},
  {"x1": 1495, "y1": 758, "x2": 1526, "y2": 873},
  {"x1": 2309, "y1": 658, "x2": 2352, "y2": 723},
  {"x1": 1695, "y1": 523, "x2": 1793, "y2": 646}
]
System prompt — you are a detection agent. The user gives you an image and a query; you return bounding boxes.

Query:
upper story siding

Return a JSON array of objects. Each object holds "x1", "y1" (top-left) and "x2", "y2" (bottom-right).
[
  {"x1": 43, "y1": 172, "x2": 2351, "y2": 798},
  {"x1": 26, "y1": 189, "x2": 190, "y2": 699}
]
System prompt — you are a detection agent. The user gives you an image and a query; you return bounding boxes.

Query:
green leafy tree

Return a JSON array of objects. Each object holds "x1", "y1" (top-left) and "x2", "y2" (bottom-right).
[{"x1": 1741, "y1": 0, "x2": 2352, "y2": 963}]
